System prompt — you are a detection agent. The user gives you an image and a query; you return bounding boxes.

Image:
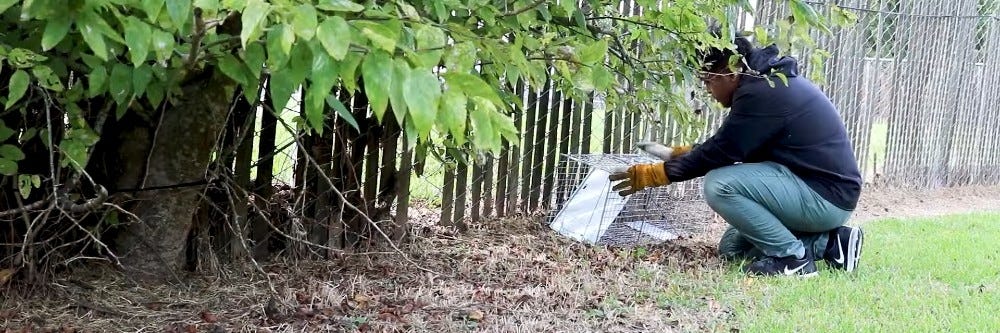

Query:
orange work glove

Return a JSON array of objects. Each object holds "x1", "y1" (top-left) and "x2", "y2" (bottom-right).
[
  {"x1": 608, "y1": 162, "x2": 671, "y2": 196},
  {"x1": 637, "y1": 142, "x2": 694, "y2": 161}
]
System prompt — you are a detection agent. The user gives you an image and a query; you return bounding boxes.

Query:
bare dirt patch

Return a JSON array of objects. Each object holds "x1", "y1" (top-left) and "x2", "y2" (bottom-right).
[
  {"x1": 2, "y1": 185, "x2": 997, "y2": 332},
  {"x1": 851, "y1": 185, "x2": 1000, "y2": 223}
]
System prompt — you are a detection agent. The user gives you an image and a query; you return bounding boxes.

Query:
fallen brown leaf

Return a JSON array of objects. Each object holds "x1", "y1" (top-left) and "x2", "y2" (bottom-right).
[
  {"x1": 295, "y1": 292, "x2": 309, "y2": 304},
  {"x1": 353, "y1": 294, "x2": 370, "y2": 308},
  {"x1": 467, "y1": 310, "x2": 485, "y2": 322},
  {"x1": 377, "y1": 312, "x2": 400, "y2": 322},
  {"x1": 0, "y1": 268, "x2": 17, "y2": 285},
  {"x1": 144, "y1": 302, "x2": 164, "y2": 311},
  {"x1": 200, "y1": 310, "x2": 218, "y2": 323}
]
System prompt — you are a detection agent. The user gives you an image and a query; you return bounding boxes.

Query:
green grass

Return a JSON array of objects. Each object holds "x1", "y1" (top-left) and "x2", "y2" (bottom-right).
[
  {"x1": 867, "y1": 121, "x2": 888, "y2": 177},
  {"x1": 735, "y1": 213, "x2": 1000, "y2": 332}
]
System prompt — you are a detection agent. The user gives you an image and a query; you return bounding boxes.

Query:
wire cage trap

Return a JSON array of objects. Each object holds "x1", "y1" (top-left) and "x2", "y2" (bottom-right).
[{"x1": 545, "y1": 153, "x2": 715, "y2": 247}]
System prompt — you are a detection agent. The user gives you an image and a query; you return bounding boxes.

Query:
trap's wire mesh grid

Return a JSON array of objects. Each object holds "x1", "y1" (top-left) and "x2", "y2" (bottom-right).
[{"x1": 545, "y1": 153, "x2": 715, "y2": 247}]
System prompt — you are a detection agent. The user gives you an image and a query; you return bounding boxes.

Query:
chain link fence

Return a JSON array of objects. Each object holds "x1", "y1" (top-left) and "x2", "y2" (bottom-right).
[{"x1": 254, "y1": 0, "x2": 1000, "y2": 233}]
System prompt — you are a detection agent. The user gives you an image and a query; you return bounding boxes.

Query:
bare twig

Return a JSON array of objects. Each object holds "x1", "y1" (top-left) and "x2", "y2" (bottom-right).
[
  {"x1": 587, "y1": 16, "x2": 702, "y2": 36},
  {"x1": 0, "y1": 195, "x2": 53, "y2": 217},
  {"x1": 56, "y1": 208, "x2": 121, "y2": 268},
  {"x1": 267, "y1": 105, "x2": 449, "y2": 277},
  {"x1": 186, "y1": 8, "x2": 206, "y2": 69}
]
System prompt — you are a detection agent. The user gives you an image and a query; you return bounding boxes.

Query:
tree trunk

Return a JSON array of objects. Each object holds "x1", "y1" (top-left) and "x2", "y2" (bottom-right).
[{"x1": 111, "y1": 73, "x2": 233, "y2": 282}]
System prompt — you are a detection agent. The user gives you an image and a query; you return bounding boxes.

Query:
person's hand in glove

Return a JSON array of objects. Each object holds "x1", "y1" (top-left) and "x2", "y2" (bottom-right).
[
  {"x1": 636, "y1": 141, "x2": 694, "y2": 161},
  {"x1": 608, "y1": 162, "x2": 670, "y2": 196}
]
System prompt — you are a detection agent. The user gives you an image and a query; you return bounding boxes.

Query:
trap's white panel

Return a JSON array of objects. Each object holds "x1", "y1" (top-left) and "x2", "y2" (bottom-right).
[
  {"x1": 624, "y1": 221, "x2": 679, "y2": 241},
  {"x1": 548, "y1": 168, "x2": 626, "y2": 244}
]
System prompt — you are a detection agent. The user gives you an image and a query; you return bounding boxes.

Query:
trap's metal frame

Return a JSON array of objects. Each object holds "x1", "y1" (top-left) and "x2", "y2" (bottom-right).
[{"x1": 545, "y1": 153, "x2": 715, "y2": 246}]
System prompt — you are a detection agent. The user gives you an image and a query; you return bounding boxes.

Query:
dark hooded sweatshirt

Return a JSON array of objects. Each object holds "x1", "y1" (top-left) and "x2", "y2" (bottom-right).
[{"x1": 664, "y1": 45, "x2": 863, "y2": 210}]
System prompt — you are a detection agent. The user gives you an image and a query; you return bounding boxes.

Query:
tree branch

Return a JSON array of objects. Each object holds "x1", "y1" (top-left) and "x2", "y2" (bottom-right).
[
  {"x1": 186, "y1": 8, "x2": 206, "y2": 69},
  {"x1": 587, "y1": 16, "x2": 702, "y2": 36},
  {"x1": 0, "y1": 195, "x2": 52, "y2": 217}
]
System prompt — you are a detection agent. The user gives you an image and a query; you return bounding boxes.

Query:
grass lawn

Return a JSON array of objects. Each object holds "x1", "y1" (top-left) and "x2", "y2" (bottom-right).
[{"x1": 736, "y1": 213, "x2": 1000, "y2": 332}]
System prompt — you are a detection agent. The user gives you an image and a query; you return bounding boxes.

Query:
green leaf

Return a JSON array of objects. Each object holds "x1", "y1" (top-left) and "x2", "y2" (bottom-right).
[
  {"x1": 340, "y1": 52, "x2": 362, "y2": 93},
  {"x1": 0, "y1": 158, "x2": 16, "y2": 176},
  {"x1": 218, "y1": 53, "x2": 249, "y2": 86},
  {"x1": 0, "y1": 0, "x2": 19, "y2": 15},
  {"x1": 31, "y1": 65, "x2": 63, "y2": 92},
  {"x1": 469, "y1": 98, "x2": 496, "y2": 152},
  {"x1": 142, "y1": 0, "x2": 165, "y2": 20},
  {"x1": 8, "y1": 49, "x2": 47, "y2": 69},
  {"x1": 109, "y1": 64, "x2": 133, "y2": 105},
  {"x1": 389, "y1": 59, "x2": 410, "y2": 123},
  {"x1": 403, "y1": 115, "x2": 418, "y2": 149},
  {"x1": 317, "y1": 17, "x2": 351, "y2": 60},
  {"x1": 0, "y1": 122, "x2": 13, "y2": 141},
  {"x1": 60, "y1": 139, "x2": 89, "y2": 169},
  {"x1": 310, "y1": 51, "x2": 339, "y2": 93},
  {"x1": 194, "y1": 0, "x2": 220, "y2": 12},
  {"x1": 593, "y1": 66, "x2": 613, "y2": 91},
  {"x1": 280, "y1": 24, "x2": 296, "y2": 59},
  {"x1": 445, "y1": 42, "x2": 477, "y2": 73},
  {"x1": 402, "y1": 70, "x2": 441, "y2": 138},
  {"x1": 579, "y1": 39, "x2": 608, "y2": 65},
  {"x1": 132, "y1": 65, "x2": 153, "y2": 96},
  {"x1": 243, "y1": 42, "x2": 265, "y2": 78},
  {"x1": 151, "y1": 28, "x2": 175, "y2": 63},
  {"x1": 492, "y1": 110, "x2": 520, "y2": 145},
  {"x1": 240, "y1": 0, "x2": 270, "y2": 47},
  {"x1": 433, "y1": 1, "x2": 447, "y2": 22},
  {"x1": 88, "y1": 66, "x2": 107, "y2": 98},
  {"x1": 443, "y1": 73, "x2": 503, "y2": 107},
  {"x1": 292, "y1": 4, "x2": 318, "y2": 40},
  {"x1": 41, "y1": 18, "x2": 72, "y2": 51},
  {"x1": 572, "y1": 67, "x2": 594, "y2": 92},
  {"x1": 167, "y1": 0, "x2": 191, "y2": 29},
  {"x1": 288, "y1": 43, "x2": 312, "y2": 84},
  {"x1": 396, "y1": 1, "x2": 420, "y2": 19},
  {"x1": 6, "y1": 70, "x2": 29, "y2": 110},
  {"x1": 269, "y1": 69, "x2": 296, "y2": 114},
  {"x1": 439, "y1": 89, "x2": 467, "y2": 144},
  {"x1": 146, "y1": 79, "x2": 165, "y2": 106},
  {"x1": 304, "y1": 83, "x2": 327, "y2": 134},
  {"x1": 17, "y1": 175, "x2": 32, "y2": 198},
  {"x1": 0, "y1": 144, "x2": 24, "y2": 161},
  {"x1": 31, "y1": 174, "x2": 40, "y2": 187},
  {"x1": 266, "y1": 25, "x2": 290, "y2": 69},
  {"x1": 77, "y1": 12, "x2": 109, "y2": 60},
  {"x1": 775, "y1": 72, "x2": 789, "y2": 86},
  {"x1": 316, "y1": 0, "x2": 364, "y2": 12},
  {"x1": 413, "y1": 24, "x2": 446, "y2": 68},
  {"x1": 789, "y1": 0, "x2": 828, "y2": 32},
  {"x1": 124, "y1": 17, "x2": 153, "y2": 66},
  {"x1": 353, "y1": 20, "x2": 398, "y2": 52},
  {"x1": 326, "y1": 96, "x2": 359, "y2": 131},
  {"x1": 361, "y1": 50, "x2": 392, "y2": 121}
]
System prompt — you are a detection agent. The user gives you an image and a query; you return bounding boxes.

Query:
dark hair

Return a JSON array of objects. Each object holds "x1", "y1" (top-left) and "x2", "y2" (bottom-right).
[{"x1": 698, "y1": 25, "x2": 755, "y2": 73}]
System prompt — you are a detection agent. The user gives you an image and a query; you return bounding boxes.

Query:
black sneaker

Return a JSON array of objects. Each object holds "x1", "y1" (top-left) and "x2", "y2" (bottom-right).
[
  {"x1": 824, "y1": 225, "x2": 864, "y2": 272},
  {"x1": 744, "y1": 247, "x2": 818, "y2": 277}
]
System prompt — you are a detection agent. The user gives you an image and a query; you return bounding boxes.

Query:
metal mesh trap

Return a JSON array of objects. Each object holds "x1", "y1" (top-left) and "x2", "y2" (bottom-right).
[{"x1": 545, "y1": 153, "x2": 714, "y2": 246}]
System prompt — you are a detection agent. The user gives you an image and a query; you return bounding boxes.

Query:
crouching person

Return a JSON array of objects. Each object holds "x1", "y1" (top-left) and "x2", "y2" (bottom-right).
[{"x1": 610, "y1": 36, "x2": 864, "y2": 277}]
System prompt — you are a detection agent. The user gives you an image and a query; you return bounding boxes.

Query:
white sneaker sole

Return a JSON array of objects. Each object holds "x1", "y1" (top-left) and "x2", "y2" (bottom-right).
[{"x1": 845, "y1": 227, "x2": 863, "y2": 272}]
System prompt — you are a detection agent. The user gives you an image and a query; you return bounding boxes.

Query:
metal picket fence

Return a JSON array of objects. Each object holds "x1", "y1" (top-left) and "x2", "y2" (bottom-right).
[{"x1": 410, "y1": 0, "x2": 1000, "y2": 226}]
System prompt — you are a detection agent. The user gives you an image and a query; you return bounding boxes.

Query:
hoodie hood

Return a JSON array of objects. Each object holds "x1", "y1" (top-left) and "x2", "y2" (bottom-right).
[{"x1": 742, "y1": 43, "x2": 800, "y2": 78}]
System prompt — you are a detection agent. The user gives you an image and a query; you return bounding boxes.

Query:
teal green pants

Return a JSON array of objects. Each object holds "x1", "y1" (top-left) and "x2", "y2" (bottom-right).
[{"x1": 703, "y1": 162, "x2": 853, "y2": 260}]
